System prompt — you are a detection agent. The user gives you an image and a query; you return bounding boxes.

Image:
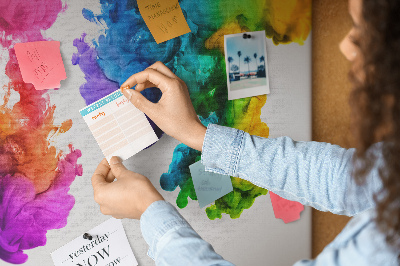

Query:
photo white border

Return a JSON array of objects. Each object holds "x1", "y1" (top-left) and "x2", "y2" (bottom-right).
[{"x1": 224, "y1": 30, "x2": 270, "y2": 100}]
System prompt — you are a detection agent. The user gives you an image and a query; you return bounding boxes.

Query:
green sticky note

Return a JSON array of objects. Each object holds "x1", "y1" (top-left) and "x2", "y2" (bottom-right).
[{"x1": 189, "y1": 161, "x2": 233, "y2": 208}]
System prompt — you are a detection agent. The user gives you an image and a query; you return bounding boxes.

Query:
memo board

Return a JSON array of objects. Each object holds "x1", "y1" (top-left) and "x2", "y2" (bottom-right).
[{"x1": 0, "y1": 0, "x2": 311, "y2": 265}]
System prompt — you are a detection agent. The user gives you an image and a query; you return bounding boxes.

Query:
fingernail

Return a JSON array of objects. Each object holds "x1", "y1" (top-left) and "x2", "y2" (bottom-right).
[
  {"x1": 110, "y1": 156, "x2": 122, "y2": 165},
  {"x1": 120, "y1": 85, "x2": 130, "y2": 91},
  {"x1": 122, "y1": 88, "x2": 133, "y2": 100}
]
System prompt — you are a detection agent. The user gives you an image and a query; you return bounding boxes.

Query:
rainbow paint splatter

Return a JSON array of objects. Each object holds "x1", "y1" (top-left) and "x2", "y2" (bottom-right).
[
  {"x1": 0, "y1": 1, "x2": 82, "y2": 264},
  {"x1": 73, "y1": 0, "x2": 311, "y2": 219}
]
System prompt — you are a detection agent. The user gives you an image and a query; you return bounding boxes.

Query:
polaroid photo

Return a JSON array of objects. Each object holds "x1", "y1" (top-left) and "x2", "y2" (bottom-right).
[{"x1": 224, "y1": 30, "x2": 270, "y2": 100}]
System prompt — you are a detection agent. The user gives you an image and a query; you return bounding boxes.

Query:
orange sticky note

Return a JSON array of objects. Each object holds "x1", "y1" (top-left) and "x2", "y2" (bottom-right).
[
  {"x1": 137, "y1": 0, "x2": 191, "y2": 44},
  {"x1": 14, "y1": 41, "x2": 67, "y2": 90}
]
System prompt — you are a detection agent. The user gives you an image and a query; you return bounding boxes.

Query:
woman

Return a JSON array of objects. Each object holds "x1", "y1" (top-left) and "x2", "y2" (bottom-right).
[{"x1": 91, "y1": 0, "x2": 400, "y2": 264}]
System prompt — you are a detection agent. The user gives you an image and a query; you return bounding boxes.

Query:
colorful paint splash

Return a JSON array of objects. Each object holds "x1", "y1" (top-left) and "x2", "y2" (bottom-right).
[
  {"x1": 73, "y1": 0, "x2": 311, "y2": 219},
  {"x1": 0, "y1": 1, "x2": 82, "y2": 264}
]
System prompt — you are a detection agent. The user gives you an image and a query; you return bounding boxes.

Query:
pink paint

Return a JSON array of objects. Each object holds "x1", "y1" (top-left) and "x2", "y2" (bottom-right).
[
  {"x1": 0, "y1": 0, "x2": 82, "y2": 264},
  {"x1": 0, "y1": 0, "x2": 63, "y2": 44}
]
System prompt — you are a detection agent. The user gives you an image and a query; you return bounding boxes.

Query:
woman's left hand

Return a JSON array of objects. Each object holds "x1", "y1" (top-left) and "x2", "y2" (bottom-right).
[{"x1": 91, "y1": 157, "x2": 164, "y2": 219}]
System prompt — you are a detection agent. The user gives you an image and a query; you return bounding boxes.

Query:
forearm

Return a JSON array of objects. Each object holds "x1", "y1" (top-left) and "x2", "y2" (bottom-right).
[
  {"x1": 140, "y1": 200, "x2": 234, "y2": 265},
  {"x1": 201, "y1": 124, "x2": 379, "y2": 216}
]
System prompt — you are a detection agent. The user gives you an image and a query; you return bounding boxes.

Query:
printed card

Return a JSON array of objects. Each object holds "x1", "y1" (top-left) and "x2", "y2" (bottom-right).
[
  {"x1": 51, "y1": 218, "x2": 138, "y2": 266},
  {"x1": 189, "y1": 161, "x2": 233, "y2": 208},
  {"x1": 80, "y1": 90, "x2": 158, "y2": 162}
]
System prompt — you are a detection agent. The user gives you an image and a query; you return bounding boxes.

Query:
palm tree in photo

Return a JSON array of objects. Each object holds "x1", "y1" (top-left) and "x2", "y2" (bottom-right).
[
  {"x1": 237, "y1": 51, "x2": 242, "y2": 78},
  {"x1": 244, "y1": 56, "x2": 251, "y2": 78},
  {"x1": 228, "y1": 56, "x2": 233, "y2": 73},
  {"x1": 231, "y1": 64, "x2": 239, "y2": 72},
  {"x1": 253, "y1": 53, "x2": 258, "y2": 74},
  {"x1": 260, "y1": 55, "x2": 265, "y2": 71}
]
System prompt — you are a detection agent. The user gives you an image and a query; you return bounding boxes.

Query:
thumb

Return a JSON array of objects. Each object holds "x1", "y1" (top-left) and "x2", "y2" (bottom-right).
[
  {"x1": 109, "y1": 156, "x2": 129, "y2": 178},
  {"x1": 122, "y1": 88, "x2": 154, "y2": 115}
]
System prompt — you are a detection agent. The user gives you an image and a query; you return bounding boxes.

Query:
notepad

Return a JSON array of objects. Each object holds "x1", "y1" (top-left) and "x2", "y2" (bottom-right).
[{"x1": 80, "y1": 90, "x2": 158, "y2": 162}]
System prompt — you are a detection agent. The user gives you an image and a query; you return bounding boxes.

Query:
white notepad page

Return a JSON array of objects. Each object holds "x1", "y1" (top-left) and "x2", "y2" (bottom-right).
[{"x1": 79, "y1": 89, "x2": 158, "y2": 162}]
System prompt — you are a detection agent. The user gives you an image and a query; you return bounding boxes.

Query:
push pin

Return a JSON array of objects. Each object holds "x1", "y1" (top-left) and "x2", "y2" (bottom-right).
[
  {"x1": 242, "y1": 33, "x2": 252, "y2": 39},
  {"x1": 83, "y1": 233, "x2": 93, "y2": 240}
]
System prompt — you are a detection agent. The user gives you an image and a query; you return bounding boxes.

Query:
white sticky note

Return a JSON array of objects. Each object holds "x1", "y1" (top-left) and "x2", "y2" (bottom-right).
[
  {"x1": 189, "y1": 161, "x2": 233, "y2": 208},
  {"x1": 79, "y1": 89, "x2": 158, "y2": 162},
  {"x1": 51, "y1": 218, "x2": 137, "y2": 266}
]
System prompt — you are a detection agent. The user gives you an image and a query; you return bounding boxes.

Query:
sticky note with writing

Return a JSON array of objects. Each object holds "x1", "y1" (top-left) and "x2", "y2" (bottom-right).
[
  {"x1": 14, "y1": 41, "x2": 67, "y2": 90},
  {"x1": 51, "y1": 218, "x2": 138, "y2": 266},
  {"x1": 79, "y1": 89, "x2": 158, "y2": 162},
  {"x1": 189, "y1": 161, "x2": 233, "y2": 208},
  {"x1": 137, "y1": 0, "x2": 191, "y2": 44}
]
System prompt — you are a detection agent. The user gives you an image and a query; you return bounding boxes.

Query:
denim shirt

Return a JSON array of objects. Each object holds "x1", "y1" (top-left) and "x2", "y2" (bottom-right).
[{"x1": 140, "y1": 124, "x2": 399, "y2": 265}]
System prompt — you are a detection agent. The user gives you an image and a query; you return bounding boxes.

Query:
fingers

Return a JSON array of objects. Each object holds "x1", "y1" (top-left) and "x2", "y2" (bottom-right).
[
  {"x1": 109, "y1": 156, "x2": 129, "y2": 179},
  {"x1": 105, "y1": 170, "x2": 116, "y2": 183},
  {"x1": 120, "y1": 68, "x2": 173, "y2": 93},
  {"x1": 132, "y1": 62, "x2": 180, "y2": 92},
  {"x1": 147, "y1": 61, "x2": 177, "y2": 79},
  {"x1": 91, "y1": 159, "x2": 110, "y2": 189},
  {"x1": 121, "y1": 88, "x2": 158, "y2": 116},
  {"x1": 135, "y1": 82, "x2": 156, "y2": 92}
]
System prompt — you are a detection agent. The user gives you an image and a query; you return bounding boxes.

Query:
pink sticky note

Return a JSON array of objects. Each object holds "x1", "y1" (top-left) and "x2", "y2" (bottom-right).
[
  {"x1": 14, "y1": 41, "x2": 67, "y2": 90},
  {"x1": 269, "y1": 192, "x2": 304, "y2": 224}
]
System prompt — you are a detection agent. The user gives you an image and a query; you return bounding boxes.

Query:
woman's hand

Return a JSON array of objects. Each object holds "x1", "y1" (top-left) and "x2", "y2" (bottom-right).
[
  {"x1": 91, "y1": 157, "x2": 164, "y2": 219},
  {"x1": 120, "y1": 61, "x2": 206, "y2": 152}
]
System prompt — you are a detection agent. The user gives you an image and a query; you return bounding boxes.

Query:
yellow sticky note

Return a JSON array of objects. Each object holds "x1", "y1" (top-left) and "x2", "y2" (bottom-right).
[{"x1": 137, "y1": 0, "x2": 191, "y2": 44}]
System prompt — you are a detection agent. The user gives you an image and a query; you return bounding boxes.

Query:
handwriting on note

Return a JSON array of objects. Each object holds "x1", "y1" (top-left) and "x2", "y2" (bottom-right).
[
  {"x1": 189, "y1": 161, "x2": 233, "y2": 208},
  {"x1": 14, "y1": 41, "x2": 67, "y2": 90},
  {"x1": 79, "y1": 90, "x2": 158, "y2": 163},
  {"x1": 137, "y1": 0, "x2": 191, "y2": 44}
]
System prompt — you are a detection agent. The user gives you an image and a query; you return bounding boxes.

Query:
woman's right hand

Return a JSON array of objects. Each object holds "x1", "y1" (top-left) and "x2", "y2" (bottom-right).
[{"x1": 120, "y1": 61, "x2": 207, "y2": 152}]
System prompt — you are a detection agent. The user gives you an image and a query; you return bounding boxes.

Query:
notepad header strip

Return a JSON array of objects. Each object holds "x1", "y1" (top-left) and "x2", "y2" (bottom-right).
[{"x1": 80, "y1": 90, "x2": 123, "y2": 116}]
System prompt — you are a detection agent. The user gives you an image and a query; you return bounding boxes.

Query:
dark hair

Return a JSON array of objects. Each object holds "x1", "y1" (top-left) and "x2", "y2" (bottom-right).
[{"x1": 350, "y1": 0, "x2": 400, "y2": 253}]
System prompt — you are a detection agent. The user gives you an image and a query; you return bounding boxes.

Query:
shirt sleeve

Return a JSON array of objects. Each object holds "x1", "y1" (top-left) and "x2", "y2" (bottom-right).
[
  {"x1": 140, "y1": 200, "x2": 234, "y2": 265},
  {"x1": 201, "y1": 124, "x2": 383, "y2": 216},
  {"x1": 293, "y1": 210, "x2": 399, "y2": 266}
]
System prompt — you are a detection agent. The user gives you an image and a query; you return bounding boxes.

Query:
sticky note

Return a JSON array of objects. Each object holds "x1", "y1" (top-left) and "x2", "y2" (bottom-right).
[
  {"x1": 14, "y1": 41, "x2": 67, "y2": 90},
  {"x1": 79, "y1": 89, "x2": 158, "y2": 162},
  {"x1": 51, "y1": 218, "x2": 138, "y2": 266},
  {"x1": 137, "y1": 0, "x2": 191, "y2": 44},
  {"x1": 269, "y1": 192, "x2": 304, "y2": 224},
  {"x1": 189, "y1": 161, "x2": 233, "y2": 208}
]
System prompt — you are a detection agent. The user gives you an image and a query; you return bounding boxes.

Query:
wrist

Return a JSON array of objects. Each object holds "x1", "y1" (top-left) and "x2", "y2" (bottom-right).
[
  {"x1": 139, "y1": 193, "x2": 164, "y2": 219},
  {"x1": 189, "y1": 123, "x2": 207, "y2": 152}
]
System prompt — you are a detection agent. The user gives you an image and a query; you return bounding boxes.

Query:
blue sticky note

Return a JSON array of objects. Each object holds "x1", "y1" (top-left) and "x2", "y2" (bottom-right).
[{"x1": 189, "y1": 161, "x2": 233, "y2": 208}]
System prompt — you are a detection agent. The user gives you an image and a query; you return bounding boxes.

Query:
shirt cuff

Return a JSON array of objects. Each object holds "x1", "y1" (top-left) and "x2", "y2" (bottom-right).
[
  {"x1": 140, "y1": 200, "x2": 192, "y2": 260},
  {"x1": 201, "y1": 124, "x2": 245, "y2": 176}
]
